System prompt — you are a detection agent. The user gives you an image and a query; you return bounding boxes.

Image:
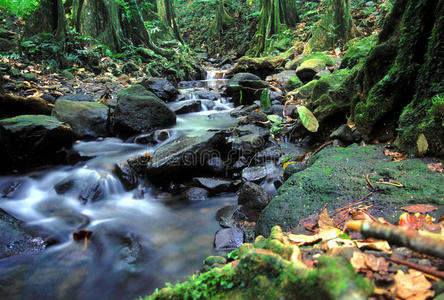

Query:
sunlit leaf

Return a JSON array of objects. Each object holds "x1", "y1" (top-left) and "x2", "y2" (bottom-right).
[
  {"x1": 417, "y1": 133, "x2": 428, "y2": 155},
  {"x1": 297, "y1": 106, "x2": 319, "y2": 132}
]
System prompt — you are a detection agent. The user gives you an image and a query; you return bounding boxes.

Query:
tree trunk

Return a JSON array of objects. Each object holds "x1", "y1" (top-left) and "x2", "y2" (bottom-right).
[
  {"x1": 247, "y1": 0, "x2": 282, "y2": 57},
  {"x1": 279, "y1": 0, "x2": 300, "y2": 28},
  {"x1": 24, "y1": 0, "x2": 67, "y2": 40},
  {"x1": 349, "y1": 0, "x2": 444, "y2": 156},
  {"x1": 305, "y1": 0, "x2": 357, "y2": 53},
  {"x1": 157, "y1": 0, "x2": 183, "y2": 42},
  {"x1": 210, "y1": 0, "x2": 233, "y2": 36}
]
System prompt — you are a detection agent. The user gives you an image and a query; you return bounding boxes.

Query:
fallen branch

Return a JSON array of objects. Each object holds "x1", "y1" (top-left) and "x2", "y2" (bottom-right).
[
  {"x1": 366, "y1": 173, "x2": 376, "y2": 191},
  {"x1": 390, "y1": 257, "x2": 444, "y2": 280},
  {"x1": 346, "y1": 221, "x2": 444, "y2": 260}
]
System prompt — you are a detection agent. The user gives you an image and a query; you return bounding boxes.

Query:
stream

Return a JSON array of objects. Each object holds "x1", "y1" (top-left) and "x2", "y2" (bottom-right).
[{"x1": 0, "y1": 70, "x2": 238, "y2": 299}]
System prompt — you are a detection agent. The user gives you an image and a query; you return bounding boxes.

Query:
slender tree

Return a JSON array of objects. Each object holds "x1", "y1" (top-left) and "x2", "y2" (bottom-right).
[
  {"x1": 209, "y1": 0, "x2": 233, "y2": 35},
  {"x1": 157, "y1": 0, "x2": 183, "y2": 42}
]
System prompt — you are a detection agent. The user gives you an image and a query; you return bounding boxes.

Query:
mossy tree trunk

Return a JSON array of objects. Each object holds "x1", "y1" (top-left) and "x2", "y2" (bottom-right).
[
  {"x1": 156, "y1": 0, "x2": 183, "y2": 42},
  {"x1": 24, "y1": 0, "x2": 67, "y2": 41},
  {"x1": 247, "y1": 0, "x2": 282, "y2": 57},
  {"x1": 305, "y1": 0, "x2": 357, "y2": 53},
  {"x1": 279, "y1": 0, "x2": 300, "y2": 28},
  {"x1": 348, "y1": 0, "x2": 443, "y2": 156},
  {"x1": 209, "y1": 0, "x2": 233, "y2": 36}
]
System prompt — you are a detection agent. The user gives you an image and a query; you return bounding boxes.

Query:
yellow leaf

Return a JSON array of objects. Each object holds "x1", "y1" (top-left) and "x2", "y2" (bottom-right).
[
  {"x1": 288, "y1": 234, "x2": 321, "y2": 246},
  {"x1": 356, "y1": 240, "x2": 392, "y2": 253},
  {"x1": 417, "y1": 133, "x2": 428, "y2": 155},
  {"x1": 283, "y1": 161, "x2": 296, "y2": 170}
]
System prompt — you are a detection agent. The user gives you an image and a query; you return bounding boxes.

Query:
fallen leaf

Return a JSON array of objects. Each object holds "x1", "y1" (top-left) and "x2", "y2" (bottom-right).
[
  {"x1": 318, "y1": 207, "x2": 335, "y2": 229},
  {"x1": 384, "y1": 149, "x2": 407, "y2": 161},
  {"x1": 73, "y1": 229, "x2": 92, "y2": 241},
  {"x1": 288, "y1": 234, "x2": 321, "y2": 246},
  {"x1": 394, "y1": 269, "x2": 434, "y2": 300},
  {"x1": 350, "y1": 252, "x2": 389, "y2": 274},
  {"x1": 355, "y1": 240, "x2": 392, "y2": 253},
  {"x1": 401, "y1": 204, "x2": 437, "y2": 214},
  {"x1": 427, "y1": 163, "x2": 443, "y2": 173},
  {"x1": 399, "y1": 213, "x2": 434, "y2": 230},
  {"x1": 323, "y1": 238, "x2": 356, "y2": 251}
]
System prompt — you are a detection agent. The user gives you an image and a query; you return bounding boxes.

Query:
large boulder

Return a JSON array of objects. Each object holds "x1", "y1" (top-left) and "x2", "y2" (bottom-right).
[
  {"x1": 296, "y1": 59, "x2": 327, "y2": 83},
  {"x1": 256, "y1": 145, "x2": 444, "y2": 236},
  {"x1": 52, "y1": 100, "x2": 109, "y2": 138},
  {"x1": 238, "y1": 182, "x2": 271, "y2": 210},
  {"x1": 0, "y1": 115, "x2": 74, "y2": 172},
  {"x1": 229, "y1": 56, "x2": 285, "y2": 79},
  {"x1": 286, "y1": 52, "x2": 335, "y2": 71},
  {"x1": 140, "y1": 78, "x2": 178, "y2": 102},
  {"x1": 0, "y1": 94, "x2": 53, "y2": 118},
  {"x1": 128, "y1": 131, "x2": 229, "y2": 185},
  {"x1": 226, "y1": 73, "x2": 268, "y2": 106},
  {"x1": 113, "y1": 84, "x2": 176, "y2": 137}
]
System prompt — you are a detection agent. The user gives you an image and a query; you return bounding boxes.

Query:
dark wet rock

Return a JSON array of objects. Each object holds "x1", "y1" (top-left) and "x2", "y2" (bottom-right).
[
  {"x1": 247, "y1": 111, "x2": 268, "y2": 123},
  {"x1": 113, "y1": 84, "x2": 176, "y2": 137},
  {"x1": 283, "y1": 162, "x2": 307, "y2": 180},
  {"x1": 193, "y1": 177, "x2": 233, "y2": 194},
  {"x1": 78, "y1": 180, "x2": 106, "y2": 204},
  {"x1": 241, "y1": 164, "x2": 281, "y2": 183},
  {"x1": 56, "y1": 93, "x2": 96, "y2": 102},
  {"x1": 130, "y1": 131, "x2": 228, "y2": 185},
  {"x1": 330, "y1": 124, "x2": 354, "y2": 144},
  {"x1": 140, "y1": 78, "x2": 178, "y2": 102},
  {"x1": 199, "y1": 99, "x2": 216, "y2": 110},
  {"x1": 266, "y1": 70, "x2": 297, "y2": 85},
  {"x1": 226, "y1": 73, "x2": 268, "y2": 106},
  {"x1": 134, "y1": 132, "x2": 156, "y2": 145},
  {"x1": 206, "y1": 157, "x2": 225, "y2": 173},
  {"x1": 255, "y1": 145, "x2": 282, "y2": 164},
  {"x1": 52, "y1": 100, "x2": 109, "y2": 138},
  {"x1": 257, "y1": 145, "x2": 444, "y2": 236},
  {"x1": 234, "y1": 124, "x2": 270, "y2": 138},
  {"x1": 270, "y1": 104, "x2": 284, "y2": 116},
  {"x1": 215, "y1": 205, "x2": 246, "y2": 228},
  {"x1": 285, "y1": 75, "x2": 304, "y2": 91},
  {"x1": 0, "y1": 94, "x2": 53, "y2": 118},
  {"x1": 0, "y1": 208, "x2": 46, "y2": 258},
  {"x1": 238, "y1": 182, "x2": 271, "y2": 210},
  {"x1": 214, "y1": 227, "x2": 244, "y2": 251},
  {"x1": 194, "y1": 90, "x2": 218, "y2": 101},
  {"x1": 0, "y1": 179, "x2": 27, "y2": 199},
  {"x1": 184, "y1": 187, "x2": 209, "y2": 202},
  {"x1": 122, "y1": 62, "x2": 139, "y2": 74},
  {"x1": 54, "y1": 179, "x2": 75, "y2": 195},
  {"x1": 41, "y1": 93, "x2": 56, "y2": 104},
  {"x1": 168, "y1": 100, "x2": 201, "y2": 114},
  {"x1": 229, "y1": 104, "x2": 260, "y2": 118},
  {"x1": 0, "y1": 115, "x2": 74, "y2": 173},
  {"x1": 114, "y1": 162, "x2": 138, "y2": 191}
]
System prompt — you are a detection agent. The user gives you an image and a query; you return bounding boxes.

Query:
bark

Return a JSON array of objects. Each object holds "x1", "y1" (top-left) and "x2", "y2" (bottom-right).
[
  {"x1": 157, "y1": 0, "x2": 183, "y2": 42},
  {"x1": 347, "y1": 0, "x2": 444, "y2": 156},
  {"x1": 279, "y1": 0, "x2": 300, "y2": 28},
  {"x1": 305, "y1": 0, "x2": 358, "y2": 53},
  {"x1": 210, "y1": 0, "x2": 233, "y2": 36},
  {"x1": 24, "y1": 0, "x2": 67, "y2": 40},
  {"x1": 247, "y1": 0, "x2": 282, "y2": 57}
]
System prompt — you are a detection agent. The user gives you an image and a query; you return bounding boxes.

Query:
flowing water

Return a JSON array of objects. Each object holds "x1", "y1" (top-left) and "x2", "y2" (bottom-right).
[{"x1": 0, "y1": 71, "x2": 237, "y2": 299}]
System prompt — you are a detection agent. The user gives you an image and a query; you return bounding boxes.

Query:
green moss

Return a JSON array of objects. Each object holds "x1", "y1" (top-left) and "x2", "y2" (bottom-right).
[
  {"x1": 285, "y1": 76, "x2": 303, "y2": 91},
  {"x1": 341, "y1": 35, "x2": 378, "y2": 69}
]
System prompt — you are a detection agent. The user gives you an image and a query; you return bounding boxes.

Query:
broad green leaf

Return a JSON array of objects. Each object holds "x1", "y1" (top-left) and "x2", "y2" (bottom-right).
[
  {"x1": 267, "y1": 114, "x2": 284, "y2": 124},
  {"x1": 417, "y1": 133, "x2": 428, "y2": 155},
  {"x1": 260, "y1": 89, "x2": 271, "y2": 111},
  {"x1": 239, "y1": 90, "x2": 243, "y2": 105},
  {"x1": 297, "y1": 106, "x2": 319, "y2": 132}
]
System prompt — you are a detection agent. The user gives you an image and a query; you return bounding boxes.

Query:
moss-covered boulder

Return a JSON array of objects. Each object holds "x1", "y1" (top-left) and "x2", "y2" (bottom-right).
[
  {"x1": 229, "y1": 56, "x2": 285, "y2": 79},
  {"x1": 296, "y1": 59, "x2": 327, "y2": 83},
  {"x1": 340, "y1": 35, "x2": 378, "y2": 69},
  {"x1": 256, "y1": 144, "x2": 444, "y2": 236},
  {"x1": 52, "y1": 100, "x2": 109, "y2": 138},
  {"x1": 285, "y1": 75, "x2": 303, "y2": 91},
  {"x1": 307, "y1": 68, "x2": 354, "y2": 123},
  {"x1": 113, "y1": 84, "x2": 176, "y2": 137},
  {"x1": 286, "y1": 79, "x2": 319, "y2": 100},
  {"x1": 0, "y1": 115, "x2": 74, "y2": 172},
  {"x1": 286, "y1": 52, "x2": 336, "y2": 71},
  {"x1": 148, "y1": 227, "x2": 372, "y2": 299},
  {"x1": 226, "y1": 73, "x2": 269, "y2": 106},
  {"x1": 0, "y1": 94, "x2": 53, "y2": 118}
]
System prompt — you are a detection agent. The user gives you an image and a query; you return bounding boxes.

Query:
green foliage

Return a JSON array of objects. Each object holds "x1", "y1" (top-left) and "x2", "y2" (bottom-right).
[
  {"x1": 0, "y1": 0, "x2": 39, "y2": 18},
  {"x1": 297, "y1": 106, "x2": 319, "y2": 132}
]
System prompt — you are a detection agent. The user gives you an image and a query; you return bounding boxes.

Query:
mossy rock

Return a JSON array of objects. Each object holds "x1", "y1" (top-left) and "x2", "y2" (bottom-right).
[
  {"x1": 296, "y1": 59, "x2": 327, "y2": 83},
  {"x1": 285, "y1": 76, "x2": 303, "y2": 91},
  {"x1": 256, "y1": 144, "x2": 444, "y2": 236},
  {"x1": 148, "y1": 228, "x2": 372, "y2": 300},
  {"x1": 286, "y1": 79, "x2": 319, "y2": 99},
  {"x1": 230, "y1": 56, "x2": 285, "y2": 79},
  {"x1": 286, "y1": 52, "x2": 335, "y2": 70},
  {"x1": 341, "y1": 35, "x2": 378, "y2": 69}
]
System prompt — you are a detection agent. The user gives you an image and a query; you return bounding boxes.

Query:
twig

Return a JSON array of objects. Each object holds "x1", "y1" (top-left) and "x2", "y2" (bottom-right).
[
  {"x1": 346, "y1": 221, "x2": 444, "y2": 260},
  {"x1": 310, "y1": 140, "x2": 333, "y2": 158},
  {"x1": 390, "y1": 257, "x2": 444, "y2": 280},
  {"x1": 393, "y1": 170, "x2": 408, "y2": 180},
  {"x1": 366, "y1": 173, "x2": 376, "y2": 191},
  {"x1": 333, "y1": 191, "x2": 374, "y2": 215}
]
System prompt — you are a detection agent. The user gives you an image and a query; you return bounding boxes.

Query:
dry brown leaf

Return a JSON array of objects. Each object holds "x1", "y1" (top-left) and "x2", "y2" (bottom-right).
[
  {"x1": 384, "y1": 149, "x2": 407, "y2": 162},
  {"x1": 394, "y1": 269, "x2": 434, "y2": 300},
  {"x1": 323, "y1": 238, "x2": 356, "y2": 251},
  {"x1": 350, "y1": 252, "x2": 389, "y2": 274},
  {"x1": 427, "y1": 163, "x2": 443, "y2": 173},
  {"x1": 317, "y1": 227, "x2": 342, "y2": 241},
  {"x1": 318, "y1": 207, "x2": 335, "y2": 229},
  {"x1": 401, "y1": 204, "x2": 437, "y2": 214},
  {"x1": 355, "y1": 240, "x2": 392, "y2": 253},
  {"x1": 288, "y1": 234, "x2": 321, "y2": 246},
  {"x1": 351, "y1": 210, "x2": 375, "y2": 222},
  {"x1": 399, "y1": 212, "x2": 434, "y2": 230}
]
